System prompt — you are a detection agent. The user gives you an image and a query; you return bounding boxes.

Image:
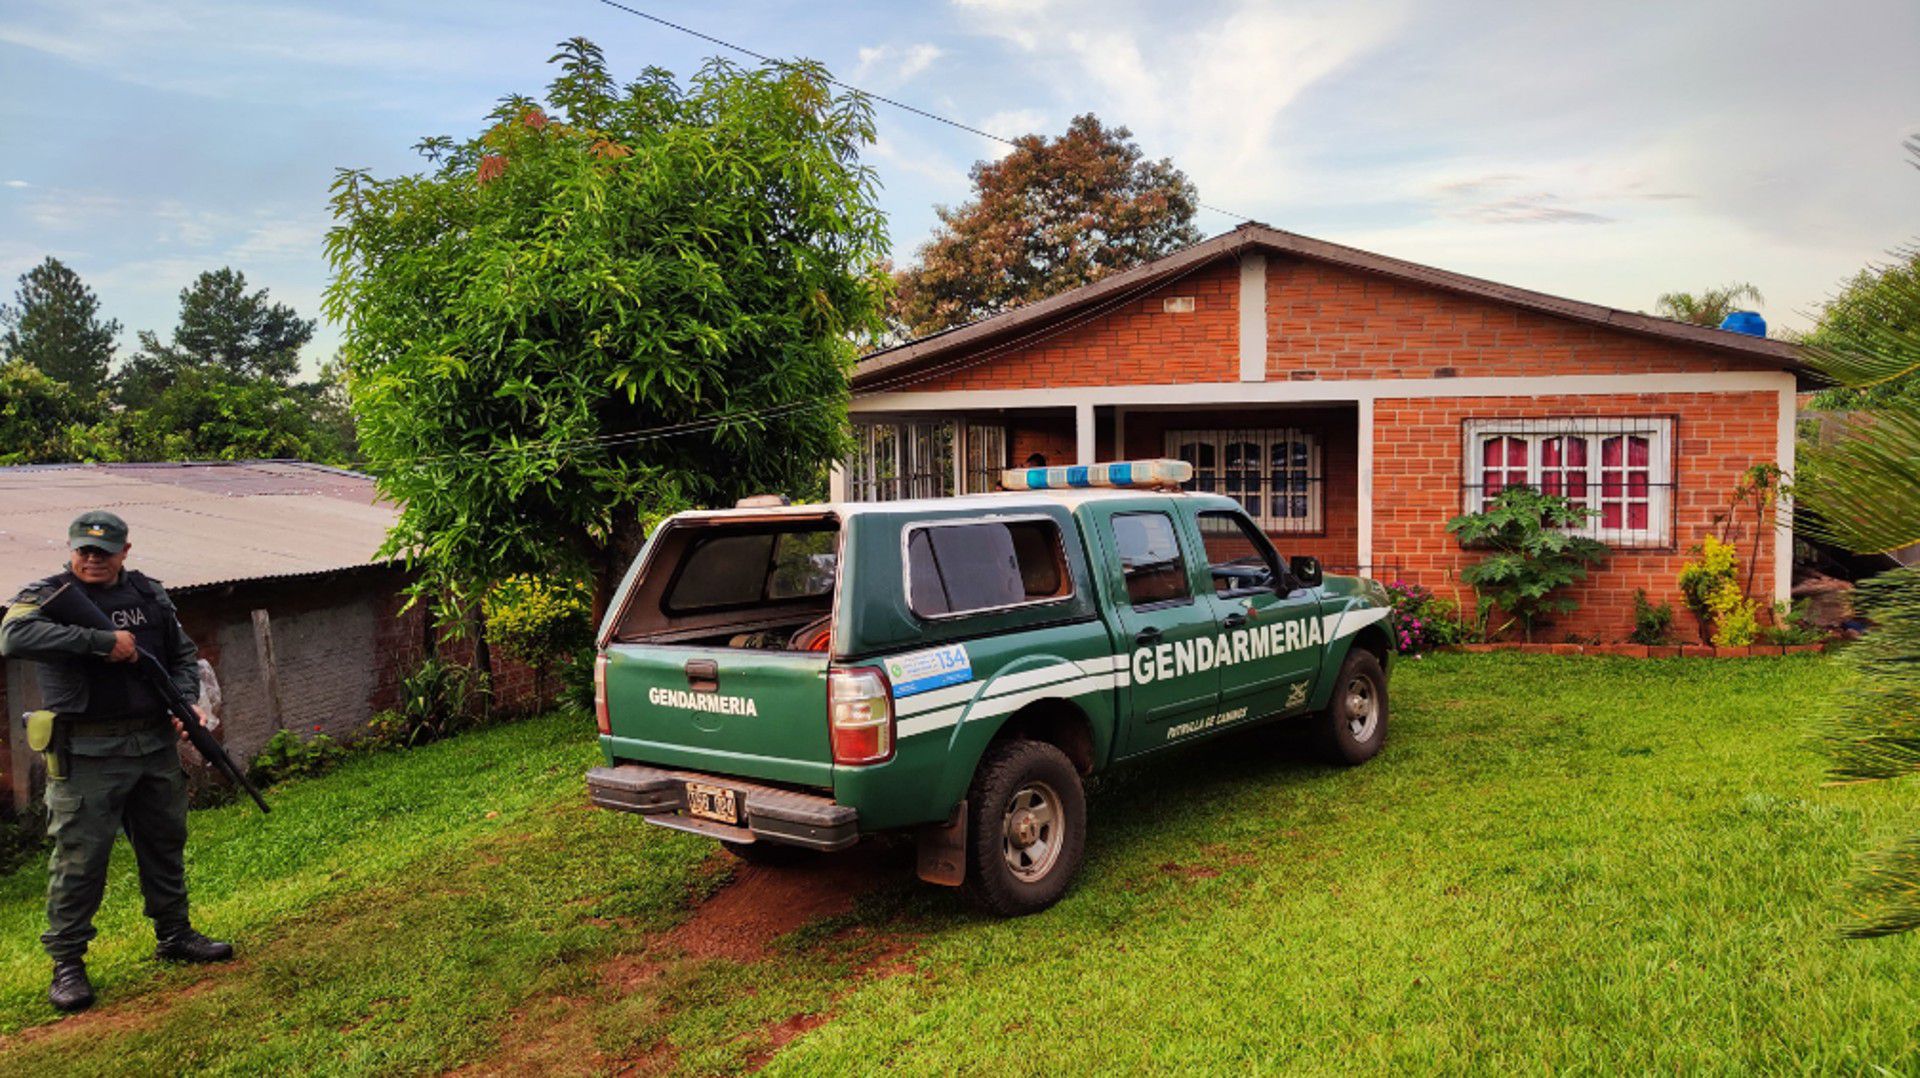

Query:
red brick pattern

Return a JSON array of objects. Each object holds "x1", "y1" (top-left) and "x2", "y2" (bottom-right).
[
  {"x1": 907, "y1": 261, "x2": 1243, "y2": 391},
  {"x1": 1373, "y1": 392, "x2": 1782, "y2": 640},
  {"x1": 1265, "y1": 259, "x2": 1780, "y2": 380}
]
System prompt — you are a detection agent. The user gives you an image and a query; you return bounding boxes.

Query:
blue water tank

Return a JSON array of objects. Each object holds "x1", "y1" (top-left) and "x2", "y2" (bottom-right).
[{"x1": 1719, "y1": 310, "x2": 1766, "y2": 336}]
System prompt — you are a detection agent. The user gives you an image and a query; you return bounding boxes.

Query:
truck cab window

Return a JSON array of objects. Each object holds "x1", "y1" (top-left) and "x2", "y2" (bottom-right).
[
  {"x1": 1196, "y1": 510, "x2": 1282, "y2": 595},
  {"x1": 1111, "y1": 512, "x2": 1190, "y2": 608}
]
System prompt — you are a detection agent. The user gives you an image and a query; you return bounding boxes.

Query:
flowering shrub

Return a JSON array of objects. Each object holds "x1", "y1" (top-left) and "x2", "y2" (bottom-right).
[
  {"x1": 1384, "y1": 580, "x2": 1464, "y2": 654},
  {"x1": 1678, "y1": 536, "x2": 1760, "y2": 646},
  {"x1": 483, "y1": 574, "x2": 594, "y2": 669}
]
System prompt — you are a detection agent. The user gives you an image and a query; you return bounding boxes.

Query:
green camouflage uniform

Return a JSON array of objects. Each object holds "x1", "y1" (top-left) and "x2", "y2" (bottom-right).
[{"x1": 1, "y1": 568, "x2": 201, "y2": 961}]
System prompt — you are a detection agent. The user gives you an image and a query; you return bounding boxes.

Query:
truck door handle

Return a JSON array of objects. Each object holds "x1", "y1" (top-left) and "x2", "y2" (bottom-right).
[
  {"x1": 1134, "y1": 627, "x2": 1162, "y2": 646},
  {"x1": 1222, "y1": 613, "x2": 1247, "y2": 630},
  {"x1": 685, "y1": 659, "x2": 718, "y2": 693}
]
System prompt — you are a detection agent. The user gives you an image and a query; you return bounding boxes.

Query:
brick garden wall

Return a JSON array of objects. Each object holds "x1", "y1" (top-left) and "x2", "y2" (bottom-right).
[{"x1": 1373, "y1": 391, "x2": 1783, "y2": 641}]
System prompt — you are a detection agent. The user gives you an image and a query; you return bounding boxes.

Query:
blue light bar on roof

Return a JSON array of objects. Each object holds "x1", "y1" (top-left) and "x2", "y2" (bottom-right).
[{"x1": 1000, "y1": 458, "x2": 1194, "y2": 492}]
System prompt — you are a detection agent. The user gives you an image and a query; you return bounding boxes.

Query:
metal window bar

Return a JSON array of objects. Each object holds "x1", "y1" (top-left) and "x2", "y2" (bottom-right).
[
  {"x1": 1458, "y1": 416, "x2": 1676, "y2": 547},
  {"x1": 1167, "y1": 428, "x2": 1325, "y2": 535},
  {"x1": 846, "y1": 420, "x2": 961, "y2": 502}
]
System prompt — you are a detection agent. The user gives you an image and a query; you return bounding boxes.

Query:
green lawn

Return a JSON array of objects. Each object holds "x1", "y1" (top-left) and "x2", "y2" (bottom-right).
[{"x1": 1, "y1": 654, "x2": 1916, "y2": 1074}]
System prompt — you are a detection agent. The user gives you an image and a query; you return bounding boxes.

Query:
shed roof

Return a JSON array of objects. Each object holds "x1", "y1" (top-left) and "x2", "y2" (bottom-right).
[
  {"x1": 854, "y1": 223, "x2": 1810, "y2": 389},
  {"x1": 0, "y1": 461, "x2": 399, "y2": 594}
]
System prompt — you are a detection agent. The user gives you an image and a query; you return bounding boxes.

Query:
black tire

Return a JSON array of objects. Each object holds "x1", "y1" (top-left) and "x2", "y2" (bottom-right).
[
  {"x1": 960, "y1": 739, "x2": 1086, "y2": 917},
  {"x1": 720, "y1": 839, "x2": 814, "y2": 867},
  {"x1": 1317, "y1": 649, "x2": 1388, "y2": 766}
]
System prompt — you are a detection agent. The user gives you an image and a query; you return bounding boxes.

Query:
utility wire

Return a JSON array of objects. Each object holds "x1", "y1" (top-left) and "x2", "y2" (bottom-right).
[
  {"x1": 0, "y1": 237, "x2": 1242, "y2": 494},
  {"x1": 587, "y1": 0, "x2": 1257, "y2": 224}
]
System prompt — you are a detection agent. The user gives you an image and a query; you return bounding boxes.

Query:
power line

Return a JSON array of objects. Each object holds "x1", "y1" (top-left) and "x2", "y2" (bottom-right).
[
  {"x1": 0, "y1": 236, "x2": 1244, "y2": 494},
  {"x1": 586, "y1": 0, "x2": 1257, "y2": 224}
]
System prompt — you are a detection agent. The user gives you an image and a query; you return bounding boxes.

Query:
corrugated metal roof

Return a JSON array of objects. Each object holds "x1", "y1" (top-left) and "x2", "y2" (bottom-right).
[{"x1": 0, "y1": 461, "x2": 401, "y2": 593}]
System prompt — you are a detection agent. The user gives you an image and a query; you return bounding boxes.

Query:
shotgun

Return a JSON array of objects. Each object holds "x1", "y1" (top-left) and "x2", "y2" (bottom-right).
[{"x1": 39, "y1": 581, "x2": 270, "y2": 814}]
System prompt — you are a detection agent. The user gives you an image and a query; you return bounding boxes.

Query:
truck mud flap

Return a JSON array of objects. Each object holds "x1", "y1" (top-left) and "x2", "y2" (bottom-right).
[{"x1": 587, "y1": 764, "x2": 860, "y2": 852}]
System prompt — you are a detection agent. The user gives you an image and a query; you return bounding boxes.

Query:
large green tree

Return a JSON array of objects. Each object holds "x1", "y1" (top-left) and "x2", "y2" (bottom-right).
[
  {"x1": 0, "y1": 257, "x2": 120, "y2": 398},
  {"x1": 1805, "y1": 246, "x2": 1920, "y2": 410},
  {"x1": 0, "y1": 359, "x2": 100, "y2": 464},
  {"x1": 891, "y1": 113, "x2": 1200, "y2": 336},
  {"x1": 1653, "y1": 282, "x2": 1765, "y2": 327},
  {"x1": 324, "y1": 40, "x2": 890, "y2": 612},
  {"x1": 118, "y1": 267, "x2": 314, "y2": 405}
]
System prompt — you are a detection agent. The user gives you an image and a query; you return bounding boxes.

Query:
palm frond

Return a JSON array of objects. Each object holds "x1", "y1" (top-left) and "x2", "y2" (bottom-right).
[
  {"x1": 1797, "y1": 409, "x2": 1920, "y2": 554},
  {"x1": 1801, "y1": 245, "x2": 1920, "y2": 390},
  {"x1": 1841, "y1": 830, "x2": 1920, "y2": 938},
  {"x1": 1824, "y1": 567, "x2": 1920, "y2": 784}
]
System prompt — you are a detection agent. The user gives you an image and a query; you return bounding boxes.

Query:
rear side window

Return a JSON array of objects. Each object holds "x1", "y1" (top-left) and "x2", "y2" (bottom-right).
[
  {"x1": 666, "y1": 527, "x2": 837, "y2": 612},
  {"x1": 907, "y1": 519, "x2": 1072, "y2": 618},
  {"x1": 1112, "y1": 512, "x2": 1191, "y2": 607}
]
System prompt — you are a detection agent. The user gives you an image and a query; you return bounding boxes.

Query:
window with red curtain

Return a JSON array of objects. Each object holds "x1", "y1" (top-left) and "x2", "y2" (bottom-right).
[{"x1": 1463, "y1": 419, "x2": 1672, "y2": 546}]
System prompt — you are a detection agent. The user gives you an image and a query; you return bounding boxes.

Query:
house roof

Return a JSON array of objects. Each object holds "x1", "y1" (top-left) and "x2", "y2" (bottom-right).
[
  {"x1": 0, "y1": 461, "x2": 400, "y2": 595},
  {"x1": 854, "y1": 223, "x2": 1810, "y2": 389}
]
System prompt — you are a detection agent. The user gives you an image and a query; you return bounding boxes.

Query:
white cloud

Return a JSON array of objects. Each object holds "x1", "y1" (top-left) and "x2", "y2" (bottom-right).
[
  {"x1": 4, "y1": 180, "x2": 32, "y2": 189},
  {"x1": 852, "y1": 42, "x2": 944, "y2": 86},
  {"x1": 974, "y1": 108, "x2": 1049, "y2": 158}
]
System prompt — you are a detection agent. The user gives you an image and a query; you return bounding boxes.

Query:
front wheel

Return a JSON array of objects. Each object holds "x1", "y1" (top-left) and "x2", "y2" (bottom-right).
[
  {"x1": 960, "y1": 740, "x2": 1086, "y2": 917},
  {"x1": 1317, "y1": 649, "x2": 1388, "y2": 766}
]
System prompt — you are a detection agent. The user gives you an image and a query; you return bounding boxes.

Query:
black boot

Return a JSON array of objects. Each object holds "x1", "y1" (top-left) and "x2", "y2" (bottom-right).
[
  {"x1": 49, "y1": 959, "x2": 94, "y2": 1012},
  {"x1": 154, "y1": 927, "x2": 234, "y2": 963}
]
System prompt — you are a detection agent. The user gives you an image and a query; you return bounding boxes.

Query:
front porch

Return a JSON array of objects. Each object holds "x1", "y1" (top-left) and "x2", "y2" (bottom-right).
[{"x1": 834, "y1": 402, "x2": 1373, "y2": 575}]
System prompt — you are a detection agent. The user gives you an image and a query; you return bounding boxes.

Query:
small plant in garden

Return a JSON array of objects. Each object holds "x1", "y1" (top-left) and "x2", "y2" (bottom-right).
[
  {"x1": 375, "y1": 657, "x2": 490, "y2": 748},
  {"x1": 250, "y1": 727, "x2": 348, "y2": 787},
  {"x1": 1630, "y1": 589, "x2": 1675, "y2": 645},
  {"x1": 1445, "y1": 486, "x2": 1609, "y2": 642},
  {"x1": 1678, "y1": 535, "x2": 1762, "y2": 646},
  {"x1": 1383, "y1": 580, "x2": 1465, "y2": 654},
  {"x1": 1759, "y1": 599, "x2": 1824, "y2": 646},
  {"x1": 484, "y1": 574, "x2": 594, "y2": 706}
]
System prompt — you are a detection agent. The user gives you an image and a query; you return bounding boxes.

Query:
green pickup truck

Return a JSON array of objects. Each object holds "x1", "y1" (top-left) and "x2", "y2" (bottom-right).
[{"x1": 587, "y1": 460, "x2": 1394, "y2": 916}]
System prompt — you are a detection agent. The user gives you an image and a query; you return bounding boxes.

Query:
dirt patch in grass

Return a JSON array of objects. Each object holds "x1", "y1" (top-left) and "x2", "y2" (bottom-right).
[{"x1": 665, "y1": 844, "x2": 900, "y2": 962}]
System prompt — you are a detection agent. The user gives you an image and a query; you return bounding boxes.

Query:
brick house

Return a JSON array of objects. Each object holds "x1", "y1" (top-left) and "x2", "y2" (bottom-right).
[
  {"x1": 837, "y1": 224, "x2": 1809, "y2": 641},
  {"x1": 1, "y1": 462, "x2": 543, "y2": 813}
]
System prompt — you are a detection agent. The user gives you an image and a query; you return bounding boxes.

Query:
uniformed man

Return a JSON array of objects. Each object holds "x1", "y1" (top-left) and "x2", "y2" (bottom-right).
[{"x1": 0, "y1": 511, "x2": 233, "y2": 1013}]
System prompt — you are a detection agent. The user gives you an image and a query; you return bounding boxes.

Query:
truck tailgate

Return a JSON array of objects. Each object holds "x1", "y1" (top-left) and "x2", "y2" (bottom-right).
[{"x1": 600, "y1": 644, "x2": 833, "y2": 788}]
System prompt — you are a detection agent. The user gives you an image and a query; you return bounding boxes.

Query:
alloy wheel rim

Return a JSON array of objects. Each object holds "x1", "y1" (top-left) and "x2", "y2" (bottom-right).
[
  {"x1": 1001, "y1": 780, "x2": 1064, "y2": 882},
  {"x1": 1346, "y1": 675, "x2": 1379, "y2": 742}
]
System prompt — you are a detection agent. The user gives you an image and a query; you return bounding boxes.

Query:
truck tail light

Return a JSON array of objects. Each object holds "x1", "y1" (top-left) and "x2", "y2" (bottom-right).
[
  {"x1": 828, "y1": 666, "x2": 893, "y2": 765},
  {"x1": 594, "y1": 653, "x2": 610, "y2": 735}
]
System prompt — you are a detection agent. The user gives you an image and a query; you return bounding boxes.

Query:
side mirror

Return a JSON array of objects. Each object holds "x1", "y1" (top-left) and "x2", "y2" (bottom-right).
[{"x1": 1288, "y1": 555, "x2": 1323, "y2": 589}]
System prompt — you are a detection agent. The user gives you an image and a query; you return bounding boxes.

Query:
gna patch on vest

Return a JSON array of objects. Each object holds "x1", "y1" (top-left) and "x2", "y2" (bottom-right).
[{"x1": 1130, "y1": 616, "x2": 1325, "y2": 685}]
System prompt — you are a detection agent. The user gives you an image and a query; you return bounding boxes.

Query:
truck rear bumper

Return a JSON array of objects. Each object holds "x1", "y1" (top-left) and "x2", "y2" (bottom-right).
[{"x1": 586, "y1": 763, "x2": 860, "y2": 852}]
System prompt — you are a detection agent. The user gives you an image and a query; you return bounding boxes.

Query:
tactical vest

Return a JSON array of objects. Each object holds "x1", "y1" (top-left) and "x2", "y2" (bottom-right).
[{"x1": 62, "y1": 569, "x2": 170, "y2": 720}]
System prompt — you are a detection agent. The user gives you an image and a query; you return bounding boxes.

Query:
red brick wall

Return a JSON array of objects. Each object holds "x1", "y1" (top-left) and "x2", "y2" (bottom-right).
[
  {"x1": 910, "y1": 261, "x2": 1243, "y2": 391},
  {"x1": 1373, "y1": 392, "x2": 1783, "y2": 641},
  {"x1": 1266, "y1": 259, "x2": 1780, "y2": 381}
]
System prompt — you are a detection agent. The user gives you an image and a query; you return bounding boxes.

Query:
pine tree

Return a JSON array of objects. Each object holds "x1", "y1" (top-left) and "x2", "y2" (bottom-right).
[{"x1": 0, "y1": 256, "x2": 120, "y2": 396}]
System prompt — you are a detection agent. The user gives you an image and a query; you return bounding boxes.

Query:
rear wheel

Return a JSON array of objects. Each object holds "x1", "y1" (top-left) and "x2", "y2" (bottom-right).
[
  {"x1": 961, "y1": 739, "x2": 1086, "y2": 917},
  {"x1": 1317, "y1": 649, "x2": 1388, "y2": 766}
]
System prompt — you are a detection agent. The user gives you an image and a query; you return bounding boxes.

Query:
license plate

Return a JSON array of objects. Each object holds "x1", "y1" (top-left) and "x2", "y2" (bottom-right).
[{"x1": 685, "y1": 782, "x2": 740, "y2": 824}]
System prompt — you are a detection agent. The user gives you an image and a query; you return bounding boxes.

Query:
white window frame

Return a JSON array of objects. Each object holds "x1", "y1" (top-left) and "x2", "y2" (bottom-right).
[
  {"x1": 1166, "y1": 428, "x2": 1324, "y2": 532},
  {"x1": 1460, "y1": 417, "x2": 1674, "y2": 547}
]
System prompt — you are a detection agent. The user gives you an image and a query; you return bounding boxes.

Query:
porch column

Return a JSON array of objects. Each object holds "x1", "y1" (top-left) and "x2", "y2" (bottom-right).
[
  {"x1": 1356, "y1": 397, "x2": 1375, "y2": 578},
  {"x1": 1775, "y1": 383, "x2": 1795, "y2": 603},
  {"x1": 1075, "y1": 402, "x2": 1095, "y2": 465},
  {"x1": 828, "y1": 460, "x2": 847, "y2": 502}
]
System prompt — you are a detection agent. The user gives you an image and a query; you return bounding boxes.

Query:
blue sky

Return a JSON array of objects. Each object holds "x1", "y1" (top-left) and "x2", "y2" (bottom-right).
[{"x1": 2, "y1": 0, "x2": 1916, "y2": 371}]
